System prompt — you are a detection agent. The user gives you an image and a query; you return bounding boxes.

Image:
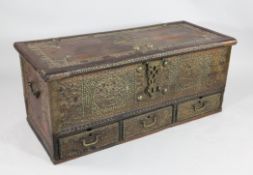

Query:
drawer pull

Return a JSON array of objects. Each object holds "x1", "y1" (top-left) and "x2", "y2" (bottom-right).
[
  {"x1": 142, "y1": 115, "x2": 157, "y2": 128},
  {"x1": 192, "y1": 100, "x2": 206, "y2": 112},
  {"x1": 82, "y1": 136, "x2": 99, "y2": 147}
]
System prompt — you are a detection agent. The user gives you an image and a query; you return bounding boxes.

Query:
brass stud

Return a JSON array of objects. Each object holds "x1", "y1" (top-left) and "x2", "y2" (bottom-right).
[
  {"x1": 147, "y1": 43, "x2": 154, "y2": 49},
  {"x1": 163, "y1": 88, "x2": 168, "y2": 94},
  {"x1": 163, "y1": 60, "x2": 168, "y2": 66},
  {"x1": 134, "y1": 46, "x2": 140, "y2": 51},
  {"x1": 52, "y1": 38, "x2": 61, "y2": 48},
  {"x1": 136, "y1": 66, "x2": 143, "y2": 72},
  {"x1": 137, "y1": 95, "x2": 143, "y2": 101}
]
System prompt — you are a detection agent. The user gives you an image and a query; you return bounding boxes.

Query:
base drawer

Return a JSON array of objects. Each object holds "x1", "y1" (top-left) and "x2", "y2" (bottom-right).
[
  {"x1": 177, "y1": 93, "x2": 221, "y2": 122},
  {"x1": 59, "y1": 123, "x2": 119, "y2": 160},
  {"x1": 123, "y1": 106, "x2": 173, "y2": 140}
]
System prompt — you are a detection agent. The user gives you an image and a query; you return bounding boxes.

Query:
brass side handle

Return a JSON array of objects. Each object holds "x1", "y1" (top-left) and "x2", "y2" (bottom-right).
[
  {"x1": 142, "y1": 115, "x2": 157, "y2": 128},
  {"x1": 28, "y1": 81, "x2": 40, "y2": 98},
  {"x1": 192, "y1": 100, "x2": 206, "y2": 112},
  {"x1": 82, "y1": 135, "x2": 99, "y2": 147}
]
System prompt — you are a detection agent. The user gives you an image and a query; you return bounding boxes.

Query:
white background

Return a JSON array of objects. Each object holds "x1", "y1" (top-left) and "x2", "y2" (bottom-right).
[{"x1": 0, "y1": 0, "x2": 253, "y2": 174}]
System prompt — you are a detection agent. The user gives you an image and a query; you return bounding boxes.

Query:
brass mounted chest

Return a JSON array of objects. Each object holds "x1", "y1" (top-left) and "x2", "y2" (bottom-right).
[{"x1": 14, "y1": 21, "x2": 236, "y2": 163}]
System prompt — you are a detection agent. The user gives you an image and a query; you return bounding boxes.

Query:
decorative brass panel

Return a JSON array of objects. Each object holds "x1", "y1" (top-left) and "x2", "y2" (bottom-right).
[
  {"x1": 50, "y1": 47, "x2": 229, "y2": 134},
  {"x1": 177, "y1": 93, "x2": 221, "y2": 122},
  {"x1": 123, "y1": 106, "x2": 172, "y2": 140},
  {"x1": 50, "y1": 66, "x2": 136, "y2": 133},
  {"x1": 59, "y1": 123, "x2": 119, "y2": 160}
]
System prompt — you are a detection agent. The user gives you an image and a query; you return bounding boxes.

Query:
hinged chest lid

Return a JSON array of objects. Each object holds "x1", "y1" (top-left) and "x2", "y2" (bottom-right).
[{"x1": 14, "y1": 21, "x2": 236, "y2": 81}]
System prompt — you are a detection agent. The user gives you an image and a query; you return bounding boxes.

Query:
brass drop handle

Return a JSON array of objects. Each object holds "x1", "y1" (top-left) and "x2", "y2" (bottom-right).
[
  {"x1": 82, "y1": 135, "x2": 99, "y2": 147},
  {"x1": 193, "y1": 100, "x2": 206, "y2": 112},
  {"x1": 28, "y1": 81, "x2": 40, "y2": 98},
  {"x1": 142, "y1": 115, "x2": 157, "y2": 128}
]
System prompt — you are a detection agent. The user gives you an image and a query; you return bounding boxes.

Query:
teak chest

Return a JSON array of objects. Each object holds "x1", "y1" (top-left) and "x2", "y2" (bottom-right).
[{"x1": 14, "y1": 21, "x2": 237, "y2": 163}]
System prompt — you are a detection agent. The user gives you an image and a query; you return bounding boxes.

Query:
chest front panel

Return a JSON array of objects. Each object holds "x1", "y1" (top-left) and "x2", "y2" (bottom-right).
[{"x1": 50, "y1": 47, "x2": 229, "y2": 134}]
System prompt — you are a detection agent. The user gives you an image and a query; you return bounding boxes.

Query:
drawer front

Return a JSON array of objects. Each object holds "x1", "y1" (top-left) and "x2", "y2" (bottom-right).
[
  {"x1": 177, "y1": 93, "x2": 221, "y2": 122},
  {"x1": 123, "y1": 106, "x2": 173, "y2": 140},
  {"x1": 50, "y1": 47, "x2": 229, "y2": 133},
  {"x1": 59, "y1": 123, "x2": 119, "y2": 160}
]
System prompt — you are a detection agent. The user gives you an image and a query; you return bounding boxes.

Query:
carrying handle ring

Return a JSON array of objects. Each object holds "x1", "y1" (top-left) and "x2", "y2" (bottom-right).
[{"x1": 28, "y1": 81, "x2": 40, "y2": 98}]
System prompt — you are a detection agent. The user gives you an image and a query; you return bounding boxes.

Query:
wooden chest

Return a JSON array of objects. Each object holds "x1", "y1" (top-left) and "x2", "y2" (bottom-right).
[{"x1": 14, "y1": 21, "x2": 236, "y2": 163}]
